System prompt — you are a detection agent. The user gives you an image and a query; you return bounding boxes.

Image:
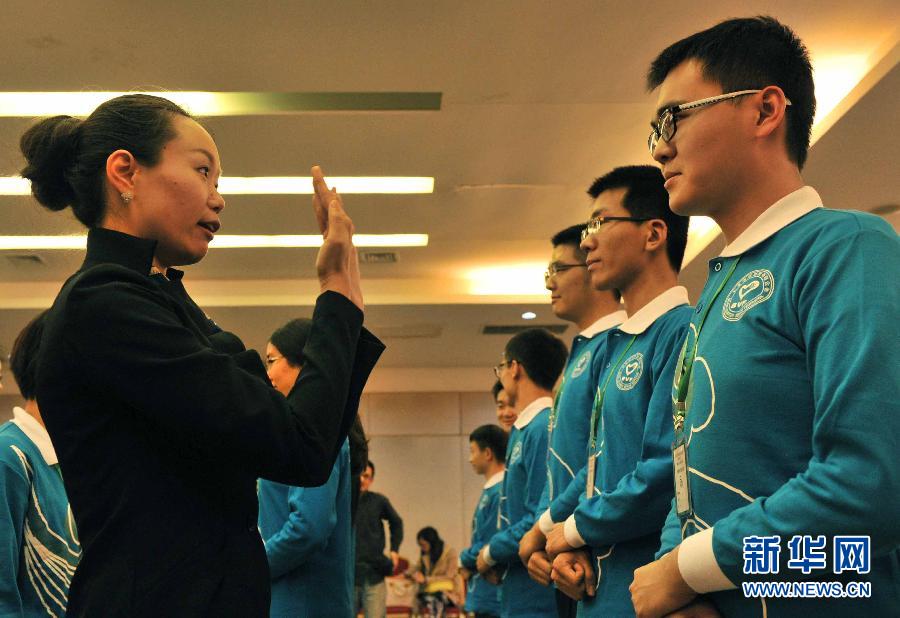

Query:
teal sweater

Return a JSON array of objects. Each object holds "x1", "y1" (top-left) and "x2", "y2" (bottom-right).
[
  {"x1": 0, "y1": 409, "x2": 80, "y2": 617},
  {"x1": 659, "y1": 188, "x2": 900, "y2": 616},
  {"x1": 258, "y1": 439, "x2": 353, "y2": 617}
]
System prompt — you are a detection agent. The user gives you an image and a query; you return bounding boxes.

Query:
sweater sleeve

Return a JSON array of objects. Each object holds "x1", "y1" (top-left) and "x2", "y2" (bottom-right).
[
  {"x1": 694, "y1": 228, "x2": 900, "y2": 588},
  {"x1": 263, "y1": 457, "x2": 342, "y2": 579},
  {"x1": 64, "y1": 268, "x2": 383, "y2": 486},
  {"x1": 382, "y1": 496, "x2": 404, "y2": 552},
  {"x1": 488, "y1": 422, "x2": 550, "y2": 563},
  {"x1": 0, "y1": 458, "x2": 29, "y2": 615}
]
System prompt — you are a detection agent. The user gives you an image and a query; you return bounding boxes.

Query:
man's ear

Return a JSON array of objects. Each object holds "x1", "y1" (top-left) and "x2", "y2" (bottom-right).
[
  {"x1": 754, "y1": 85, "x2": 790, "y2": 139},
  {"x1": 644, "y1": 219, "x2": 669, "y2": 254}
]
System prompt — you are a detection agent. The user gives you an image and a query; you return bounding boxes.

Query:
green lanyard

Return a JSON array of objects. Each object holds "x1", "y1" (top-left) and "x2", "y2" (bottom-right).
[
  {"x1": 588, "y1": 335, "x2": 638, "y2": 451},
  {"x1": 548, "y1": 375, "x2": 566, "y2": 433},
  {"x1": 673, "y1": 257, "x2": 741, "y2": 435}
]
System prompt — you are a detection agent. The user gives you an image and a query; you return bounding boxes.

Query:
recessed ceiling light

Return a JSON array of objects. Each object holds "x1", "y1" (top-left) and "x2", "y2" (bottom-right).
[
  {"x1": 0, "y1": 91, "x2": 442, "y2": 117},
  {"x1": 0, "y1": 234, "x2": 428, "y2": 250},
  {"x1": 521, "y1": 311, "x2": 537, "y2": 320},
  {"x1": 0, "y1": 176, "x2": 433, "y2": 196}
]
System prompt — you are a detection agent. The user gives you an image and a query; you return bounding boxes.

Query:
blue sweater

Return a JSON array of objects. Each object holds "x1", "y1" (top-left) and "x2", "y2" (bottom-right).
[
  {"x1": 460, "y1": 471, "x2": 504, "y2": 615},
  {"x1": 563, "y1": 288, "x2": 691, "y2": 618},
  {"x1": 538, "y1": 311, "x2": 626, "y2": 527},
  {"x1": 0, "y1": 409, "x2": 80, "y2": 617},
  {"x1": 658, "y1": 189, "x2": 900, "y2": 616},
  {"x1": 485, "y1": 397, "x2": 556, "y2": 618},
  {"x1": 258, "y1": 439, "x2": 353, "y2": 617}
]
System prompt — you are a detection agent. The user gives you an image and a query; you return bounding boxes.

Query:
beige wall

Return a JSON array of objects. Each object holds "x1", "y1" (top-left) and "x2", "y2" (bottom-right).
[{"x1": 359, "y1": 390, "x2": 499, "y2": 566}]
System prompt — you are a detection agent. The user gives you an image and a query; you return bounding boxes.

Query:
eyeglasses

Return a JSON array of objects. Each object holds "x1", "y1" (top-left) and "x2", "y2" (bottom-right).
[
  {"x1": 648, "y1": 89, "x2": 792, "y2": 155},
  {"x1": 544, "y1": 262, "x2": 587, "y2": 282},
  {"x1": 581, "y1": 216, "x2": 653, "y2": 241},
  {"x1": 492, "y1": 361, "x2": 513, "y2": 378},
  {"x1": 265, "y1": 355, "x2": 284, "y2": 368}
]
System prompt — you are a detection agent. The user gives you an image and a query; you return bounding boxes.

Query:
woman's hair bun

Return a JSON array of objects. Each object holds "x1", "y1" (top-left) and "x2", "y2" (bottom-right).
[{"x1": 19, "y1": 115, "x2": 83, "y2": 212}]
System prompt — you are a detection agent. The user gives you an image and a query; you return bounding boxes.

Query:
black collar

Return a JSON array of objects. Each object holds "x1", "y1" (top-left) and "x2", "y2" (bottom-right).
[{"x1": 81, "y1": 228, "x2": 184, "y2": 281}]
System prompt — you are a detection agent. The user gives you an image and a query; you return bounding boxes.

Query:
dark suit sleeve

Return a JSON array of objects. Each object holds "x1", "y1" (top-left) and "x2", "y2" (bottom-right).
[
  {"x1": 382, "y1": 496, "x2": 404, "y2": 552},
  {"x1": 65, "y1": 269, "x2": 383, "y2": 486}
]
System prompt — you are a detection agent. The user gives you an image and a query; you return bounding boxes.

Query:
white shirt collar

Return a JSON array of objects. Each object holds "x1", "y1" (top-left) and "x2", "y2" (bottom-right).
[
  {"x1": 10, "y1": 407, "x2": 58, "y2": 466},
  {"x1": 619, "y1": 286, "x2": 690, "y2": 335},
  {"x1": 513, "y1": 396, "x2": 553, "y2": 429},
  {"x1": 720, "y1": 186, "x2": 823, "y2": 257},
  {"x1": 579, "y1": 309, "x2": 628, "y2": 338},
  {"x1": 484, "y1": 470, "x2": 505, "y2": 489}
]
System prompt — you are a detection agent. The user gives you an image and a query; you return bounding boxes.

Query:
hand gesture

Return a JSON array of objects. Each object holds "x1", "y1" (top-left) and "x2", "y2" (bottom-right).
[{"x1": 311, "y1": 165, "x2": 363, "y2": 310}]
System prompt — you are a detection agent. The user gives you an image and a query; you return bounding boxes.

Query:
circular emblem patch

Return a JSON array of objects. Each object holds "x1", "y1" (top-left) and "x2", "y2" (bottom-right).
[
  {"x1": 722, "y1": 269, "x2": 774, "y2": 321},
  {"x1": 571, "y1": 351, "x2": 591, "y2": 378},
  {"x1": 509, "y1": 441, "x2": 523, "y2": 465},
  {"x1": 615, "y1": 352, "x2": 644, "y2": 391}
]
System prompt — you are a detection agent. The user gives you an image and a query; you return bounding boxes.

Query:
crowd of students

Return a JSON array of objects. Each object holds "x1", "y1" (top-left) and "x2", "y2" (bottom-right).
[{"x1": 1, "y1": 13, "x2": 898, "y2": 618}]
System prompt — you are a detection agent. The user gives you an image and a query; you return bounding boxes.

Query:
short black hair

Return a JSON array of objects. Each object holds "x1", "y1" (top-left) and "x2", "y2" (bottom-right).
[
  {"x1": 269, "y1": 318, "x2": 313, "y2": 367},
  {"x1": 491, "y1": 380, "x2": 504, "y2": 401},
  {"x1": 504, "y1": 328, "x2": 568, "y2": 391},
  {"x1": 470, "y1": 424, "x2": 509, "y2": 461},
  {"x1": 10, "y1": 310, "x2": 48, "y2": 401},
  {"x1": 551, "y1": 224, "x2": 588, "y2": 261},
  {"x1": 588, "y1": 165, "x2": 688, "y2": 272},
  {"x1": 647, "y1": 15, "x2": 815, "y2": 169}
]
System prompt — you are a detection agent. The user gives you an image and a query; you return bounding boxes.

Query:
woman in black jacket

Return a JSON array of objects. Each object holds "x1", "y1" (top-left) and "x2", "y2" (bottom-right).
[{"x1": 20, "y1": 94, "x2": 384, "y2": 617}]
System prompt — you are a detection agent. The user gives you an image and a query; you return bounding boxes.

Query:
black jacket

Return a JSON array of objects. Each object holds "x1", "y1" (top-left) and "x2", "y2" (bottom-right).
[
  {"x1": 354, "y1": 491, "x2": 404, "y2": 584},
  {"x1": 36, "y1": 228, "x2": 384, "y2": 617}
]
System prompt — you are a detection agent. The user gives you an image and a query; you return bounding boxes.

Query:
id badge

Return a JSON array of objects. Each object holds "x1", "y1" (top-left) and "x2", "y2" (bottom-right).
[
  {"x1": 585, "y1": 456, "x2": 596, "y2": 499},
  {"x1": 672, "y1": 436, "x2": 693, "y2": 519}
]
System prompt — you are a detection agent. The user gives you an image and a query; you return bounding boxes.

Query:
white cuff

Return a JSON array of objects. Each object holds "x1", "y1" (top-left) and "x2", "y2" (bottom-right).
[
  {"x1": 562, "y1": 515, "x2": 586, "y2": 549},
  {"x1": 677, "y1": 527, "x2": 736, "y2": 593},
  {"x1": 538, "y1": 510, "x2": 555, "y2": 535},
  {"x1": 481, "y1": 545, "x2": 497, "y2": 567}
]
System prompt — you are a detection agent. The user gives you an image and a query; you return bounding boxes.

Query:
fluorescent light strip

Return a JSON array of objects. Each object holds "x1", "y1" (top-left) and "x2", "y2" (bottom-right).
[
  {"x1": 0, "y1": 91, "x2": 442, "y2": 117},
  {"x1": 0, "y1": 234, "x2": 428, "y2": 250},
  {"x1": 0, "y1": 176, "x2": 433, "y2": 195}
]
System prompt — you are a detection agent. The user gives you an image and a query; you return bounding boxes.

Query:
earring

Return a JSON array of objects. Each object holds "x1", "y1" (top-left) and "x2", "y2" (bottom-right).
[{"x1": 121, "y1": 191, "x2": 133, "y2": 204}]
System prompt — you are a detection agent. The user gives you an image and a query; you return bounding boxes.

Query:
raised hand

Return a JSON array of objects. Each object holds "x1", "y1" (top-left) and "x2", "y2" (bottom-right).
[{"x1": 311, "y1": 165, "x2": 363, "y2": 310}]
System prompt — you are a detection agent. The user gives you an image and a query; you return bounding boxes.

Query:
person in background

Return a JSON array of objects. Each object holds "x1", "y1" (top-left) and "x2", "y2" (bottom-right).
[
  {"x1": 492, "y1": 381, "x2": 517, "y2": 433},
  {"x1": 409, "y1": 526, "x2": 464, "y2": 617},
  {"x1": 518, "y1": 223, "x2": 626, "y2": 618},
  {"x1": 477, "y1": 328, "x2": 569, "y2": 617},
  {"x1": 355, "y1": 460, "x2": 404, "y2": 618},
  {"x1": 461, "y1": 424, "x2": 508, "y2": 618},
  {"x1": 258, "y1": 318, "x2": 368, "y2": 618},
  {"x1": 1, "y1": 311, "x2": 81, "y2": 617}
]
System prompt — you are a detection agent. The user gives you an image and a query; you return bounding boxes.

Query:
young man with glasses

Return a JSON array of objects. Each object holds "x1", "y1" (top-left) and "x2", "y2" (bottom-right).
[
  {"x1": 542, "y1": 165, "x2": 691, "y2": 618},
  {"x1": 630, "y1": 16, "x2": 900, "y2": 617},
  {"x1": 477, "y1": 328, "x2": 568, "y2": 618},
  {"x1": 517, "y1": 223, "x2": 626, "y2": 618}
]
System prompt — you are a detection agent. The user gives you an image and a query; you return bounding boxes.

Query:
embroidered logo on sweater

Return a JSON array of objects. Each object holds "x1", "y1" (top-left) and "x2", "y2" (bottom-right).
[
  {"x1": 571, "y1": 351, "x2": 591, "y2": 378},
  {"x1": 508, "y1": 441, "x2": 523, "y2": 465},
  {"x1": 615, "y1": 352, "x2": 644, "y2": 391},
  {"x1": 723, "y1": 269, "x2": 775, "y2": 321}
]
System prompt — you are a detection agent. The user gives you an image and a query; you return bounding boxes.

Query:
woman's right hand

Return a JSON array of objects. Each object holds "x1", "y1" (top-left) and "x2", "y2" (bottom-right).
[{"x1": 311, "y1": 166, "x2": 364, "y2": 310}]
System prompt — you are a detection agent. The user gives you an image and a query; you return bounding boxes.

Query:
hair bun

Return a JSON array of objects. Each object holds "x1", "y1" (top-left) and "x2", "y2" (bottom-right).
[{"x1": 19, "y1": 115, "x2": 83, "y2": 212}]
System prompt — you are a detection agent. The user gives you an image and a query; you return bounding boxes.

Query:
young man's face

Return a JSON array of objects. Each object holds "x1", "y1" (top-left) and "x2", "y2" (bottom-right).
[
  {"x1": 580, "y1": 188, "x2": 647, "y2": 292},
  {"x1": 546, "y1": 243, "x2": 592, "y2": 323},
  {"x1": 651, "y1": 59, "x2": 751, "y2": 217},
  {"x1": 495, "y1": 387, "x2": 517, "y2": 432},
  {"x1": 468, "y1": 441, "x2": 491, "y2": 475},
  {"x1": 360, "y1": 465, "x2": 374, "y2": 492}
]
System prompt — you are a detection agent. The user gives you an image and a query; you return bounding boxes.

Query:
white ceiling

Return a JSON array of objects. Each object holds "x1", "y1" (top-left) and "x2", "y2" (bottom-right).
[{"x1": 0, "y1": 1, "x2": 898, "y2": 395}]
